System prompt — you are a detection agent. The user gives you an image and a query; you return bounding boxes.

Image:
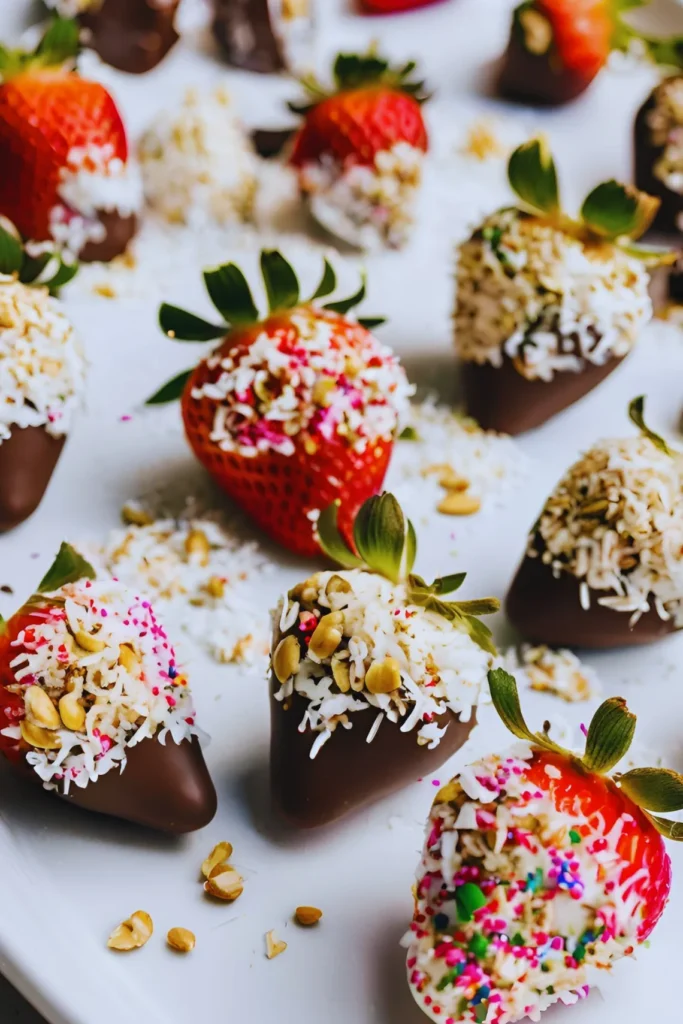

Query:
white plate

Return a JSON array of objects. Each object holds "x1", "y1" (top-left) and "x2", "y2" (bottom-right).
[{"x1": 2, "y1": 2, "x2": 683, "y2": 1023}]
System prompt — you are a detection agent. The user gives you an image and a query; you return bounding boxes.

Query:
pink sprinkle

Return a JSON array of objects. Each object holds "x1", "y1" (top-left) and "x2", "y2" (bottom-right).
[
  {"x1": 119, "y1": 415, "x2": 132, "y2": 422},
  {"x1": 432, "y1": 779, "x2": 441, "y2": 787},
  {"x1": 580, "y1": 723, "x2": 588, "y2": 737}
]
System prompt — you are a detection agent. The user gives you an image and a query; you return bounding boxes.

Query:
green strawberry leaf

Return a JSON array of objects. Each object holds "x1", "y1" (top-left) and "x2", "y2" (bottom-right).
[
  {"x1": 35, "y1": 17, "x2": 80, "y2": 66},
  {"x1": 399, "y1": 425, "x2": 420, "y2": 441},
  {"x1": 628, "y1": 395, "x2": 673, "y2": 456},
  {"x1": 619, "y1": 242, "x2": 677, "y2": 266},
  {"x1": 357, "y1": 316, "x2": 386, "y2": 330},
  {"x1": 43, "y1": 258, "x2": 79, "y2": 295},
  {"x1": 646, "y1": 813, "x2": 683, "y2": 841},
  {"x1": 457, "y1": 612, "x2": 497, "y2": 656},
  {"x1": 38, "y1": 542, "x2": 96, "y2": 595},
  {"x1": 333, "y1": 52, "x2": 390, "y2": 91},
  {"x1": 580, "y1": 181, "x2": 659, "y2": 241},
  {"x1": 582, "y1": 697, "x2": 636, "y2": 773},
  {"x1": 488, "y1": 668, "x2": 566, "y2": 751},
  {"x1": 145, "y1": 369, "x2": 193, "y2": 405},
  {"x1": 353, "y1": 493, "x2": 406, "y2": 584},
  {"x1": 0, "y1": 615, "x2": 6, "y2": 637},
  {"x1": 260, "y1": 250, "x2": 300, "y2": 312},
  {"x1": 451, "y1": 598, "x2": 499, "y2": 616},
  {"x1": 204, "y1": 263, "x2": 259, "y2": 325},
  {"x1": 455, "y1": 882, "x2": 487, "y2": 922},
  {"x1": 19, "y1": 250, "x2": 54, "y2": 285},
  {"x1": 324, "y1": 275, "x2": 366, "y2": 315},
  {"x1": 508, "y1": 137, "x2": 560, "y2": 218},
  {"x1": 316, "y1": 501, "x2": 364, "y2": 569},
  {"x1": 405, "y1": 519, "x2": 417, "y2": 575},
  {"x1": 618, "y1": 767, "x2": 683, "y2": 812},
  {"x1": 310, "y1": 258, "x2": 337, "y2": 300},
  {"x1": 159, "y1": 303, "x2": 226, "y2": 342},
  {"x1": 0, "y1": 218, "x2": 23, "y2": 275},
  {"x1": 433, "y1": 573, "x2": 467, "y2": 596}
]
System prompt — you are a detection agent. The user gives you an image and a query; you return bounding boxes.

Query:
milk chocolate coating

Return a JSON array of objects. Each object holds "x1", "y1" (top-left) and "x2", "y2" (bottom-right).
[
  {"x1": 251, "y1": 126, "x2": 296, "y2": 159},
  {"x1": 79, "y1": 0, "x2": 181, "y2": 75},
  {"x1": 506, "y1": 548, "x2": 678, "y2": 649},
  {"x1": 270, "y1": 687, "x2": 475, "y2": 827},
  {"x1": 213, "y1": 0, "x2": 287, "y2": 73},
  {"x1": 79, "y1": 211, "x2": 138, "y2": 264},
  {"x1": 461, "y1": 351, "x2": 624, "y2": 436},
  {"x1": 497, "y1": 20, "x2": 595, "y2": 106},
  {"x1": 634, "y1": 83, "x2": 683, "y2": 237},
  {"x1": 0, "y1": 426, "x2": 65, "y2": 533}
]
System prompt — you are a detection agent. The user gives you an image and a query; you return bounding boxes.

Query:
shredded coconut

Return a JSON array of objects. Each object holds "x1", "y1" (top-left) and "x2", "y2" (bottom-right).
[
  {"x1": 405, "y1": 748, "x2": 655, "y2": 1024},
  {"x1": 298, "y1": 143, "x2": 424, "y2": 250},
  {"x1": 192, "y1": 309, "x2": 412, "y2": 457},
  {"x1": 0, "y1": 277, "x2": 86, "y2": 443},
  {"x1": 0, "y1": 578, "x2": 199, "y2": 792},
  {"x1": 455, "y1": 208, "x2": 651, "y2": 381},
  {"x1": 88, "y1": 509, "x2": 269, "y2": 667},
  {"x1": 139, "y1": 86, "x2": 258, "y2": 228},
  {"x1": 532, "y1": 434, "x2": 683, "y2": 625},
  {"x1": 271, "y1": 569, "x2": 491, "y2": 759},
  {"x1": 50, "y1": 144, "x2": 143, "y2": 257},
  {"x1": 500, "y1": 646, "x2": 601, "y2": 704},
  {"x1": 647, "y1": 75, "x2": 683, "y2": 194}
]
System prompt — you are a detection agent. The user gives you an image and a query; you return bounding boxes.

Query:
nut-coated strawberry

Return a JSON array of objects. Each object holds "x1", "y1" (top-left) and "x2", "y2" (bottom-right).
[{"x1": 148, "y1": 251, "x2": 413, "y2": 557}]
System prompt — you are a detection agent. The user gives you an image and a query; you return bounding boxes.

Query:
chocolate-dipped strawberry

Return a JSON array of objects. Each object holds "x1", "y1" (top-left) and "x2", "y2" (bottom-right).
[
  {"x1": 44, "y1": 0, "x2": 181, "y2": 74},
  {"x1": 139, "y1": 87, "x2": 257, "y2": 227},
  {"x1": 456, "y1": 138, "x2": 661, "y2": 435},
  {"x1": 288, "y1": 50, "x2": 430, "y2": 250},
  {"x1": 0, "y1": 543, "x2": 217, "y2": 833},
  {"x1": 269, "y1": 493, "x2": 499, "y2": 827},
  {"x1": 0, "y1": 18, "x2": 142, "y2": 262},
  {"x1": 634, "y1": 74, "x2": 683, "y2": 237},
  {"x1": 498, "y1": 0, "x2": 683, "y2": 107},
  {"x1": 0, "y1": 220, "x2": 84, "y2": 532},
  {"x1": 147, "y1": 251, "x2": 412, "y2": 557},
  {"x1": 213, "y1": 0, "x2": 315, "y2": 75},
  {"x1": 406, "y1": 668, "x2": 682, "y2": 1024},
  {"x1": 507, "y1": 397, "x2": 683, "y2": 648}
]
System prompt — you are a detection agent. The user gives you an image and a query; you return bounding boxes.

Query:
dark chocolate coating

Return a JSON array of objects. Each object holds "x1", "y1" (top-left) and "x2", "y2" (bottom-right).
[
  {"x1": 55, "y1": 735, "x2": 217, "y2": 833},
  {"x1": 270, "y1": 686, "x2": 475, "y2": 828},
  {"x1": 506, "y1": 549, "x2": 678, "y2": 649},
  {"x1": 634, "y1": 83, "x2": 683, "y2": 237},
  {"x1": 213, "y1": 0, "x2": 287, "y2": 73},
  {"x1": 79, "y1": 211, "x2": 138, "y2": 264},
  {"x1": 80, "y1": 0, "x2": 181, "y2": 75},
  {"x1": 460, "y1": 351, "x2": 624, "y2": 436},
  {"x1": 0, "y1": 426, "x2": 65, "y2": 533},
  {"x1": 497, "y1": 18, "x2": 596, "y2": 106},
  {"x1": 251, "y1": 127, "x2": 296, "y2": 159}
]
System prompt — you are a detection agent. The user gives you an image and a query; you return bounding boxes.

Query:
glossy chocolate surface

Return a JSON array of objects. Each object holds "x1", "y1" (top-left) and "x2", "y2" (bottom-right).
[
  {"x1": 251, "y1": 126, "x2": 296, "y2": 159},
  {"x1": 506, "y1": 548, "x2": 678, "y2": 649},
  {"x1": 79, "y1": 211, "x2": 138, "y2": 264},
  {"x1": 80, "y1": 0, "x2": 180, "y2": 75},
  {"x1": 461, "y1": 351, "x2": 624, "y2": 436},
  {"x1": 213, "y1": 0, "x2": 287, "y2": 73},
  {"x1": 498, "y1": 25, "x2": 595, "y2": 106},
  {"x1": 634, "y1": 86, "x2": 683, "y2": 237},
  {"x1": 0, "y1": 426, "x2": 65, "y2": 533},
  {"x1": 270, "y1": 686, "x2": 475, "y2": 828}
]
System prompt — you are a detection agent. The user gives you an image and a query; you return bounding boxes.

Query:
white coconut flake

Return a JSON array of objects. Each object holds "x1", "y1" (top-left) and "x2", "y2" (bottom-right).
[{"x1": 0, "y1": 277, "x2": 86, "y2": 443}]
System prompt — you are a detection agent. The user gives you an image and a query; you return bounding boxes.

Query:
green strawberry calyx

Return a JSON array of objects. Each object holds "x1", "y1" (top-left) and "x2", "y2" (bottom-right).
[
  {"x1": 288, "y1": 48, "x2": 431, "y2": 116},
  {"x1": 0, "y1": 17, "x2": 80, "y2": 82},
  {"x1": 317, "y1": 492, "x2": 500, "y2": 655},
  {"x1": 507, "y1": 137, "x2": 673, "y2": 264},
  {"x1": 0, "y1": 542, "x2": 96, "y2": 637},
  {"x1": 628, "y1": 395, "x2": 675, "y2": 457},
  {"x1": 0, "y1": 217, "x2": 78, "y2": 295},
  {"x1": 147, "y1": 250, "x2": 386, "y2": 405},
  {"x1": 488, "y1": 667, "x2": 683, "y2": 840}
]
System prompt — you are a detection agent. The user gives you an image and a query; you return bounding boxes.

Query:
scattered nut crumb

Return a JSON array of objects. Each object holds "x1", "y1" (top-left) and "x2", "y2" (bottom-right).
[
  {"x1": 92, "y1": 282, "x2": 117, "y2": 299},
  {"x1": 204, "y1": 865, "x2": 244, "y2": 901},
  {"x1": 461, "y1": 119, "x2": 506, "y2": 161},
  {"x1": 121, "y1": 502, "x2": 154, "y2": 527},
  {"x1": 201, "y1": 841, "x2": 233, "y2": 879},
  {"x1": 167, "y1": 927, "x2": 196, "y2": 953},
  {"x1": 107, "y1": 910, "x2": 154, "y2": 952},
  {"x1": 438, "y1": 492, "x2": 481, "y2": 516},
  {"x1": 295, "y1": 906, "x2": 323, "y2": 927},
  {"x1": 0, "y1": 584, "x2": 13, "y2": 594},
  {"x1": 265, "y1": 930, "x2": 288, "y2": 959}
]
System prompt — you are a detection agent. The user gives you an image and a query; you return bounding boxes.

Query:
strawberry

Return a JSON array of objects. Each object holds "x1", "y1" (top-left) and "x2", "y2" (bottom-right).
[
  {"x1": 0, "y1": 18, "x2": 140, "y2": 262},
  {"x1": 0, "y1": 542, "x2": 217, "y2": 833},
  {"x1": 147, "y1": 251, "x2": 412, "y2": 557},
  {"x1": 288, "y1": 50, "x2": 430, "y2": 248},
  {"x1": 406, "y1": 668, "x2": 682, "y2": 1024},
  {"x1": 359, "y1": 0, "x2": 447, "y2": 13}
]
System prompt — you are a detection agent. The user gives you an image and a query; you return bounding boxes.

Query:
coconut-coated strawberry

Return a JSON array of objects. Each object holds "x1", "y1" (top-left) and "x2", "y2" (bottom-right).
[
  {"x1": 289, "y1": 51, "x2": 429, "y2": 171},
  {"x1": 0, "y1": 18, "x2": 137, "y2": 259},
  {"x1": 148, "y1": 251, "x2": 412, "y2": 557},
  {"x1": 0, "y1": 609, "x2": 45, "y2": 762}
]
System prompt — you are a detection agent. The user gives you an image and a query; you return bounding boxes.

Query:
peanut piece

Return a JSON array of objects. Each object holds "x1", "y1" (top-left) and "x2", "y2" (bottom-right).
[
  {"x1": 295, "y1": 906, "x2": 323, "y2": 927},
  {"x1": 265, "y1": 930, "x2": 287, "y2": 959},
  {"x1": 59, "y1": 692, "x2": 87, "y2": 732},
  {"x1": 204, "y1": 866, "x2": 244, "y2": 901},
  {"x1": 201, "y1": 841, "x2": 233, "y2": 879},
  {"x1": 437, "y1": 492, "x2": 481, "y2": 516},
  {"x1": 167, "y1": 928, "x2": 196, "y2": 953},
  {"x1": 308, "y1": 612, "x2": 344, "y2": 659},
  {"x1": 25, "y1": 686, "x2": 61, "y2": 730},
  {"x1": 20, "y1": 720, "x2": 61, "y2": 750},
  {"x1": 107, "y1": 911, "x2": 154, "y2": 952},
  {"x1": 185, "y1": 528, "x2": 210, "y2": 566},
  {"x1": 74, "y1": 629, "x2": 107, "y2": 653},
  {"x1": 365, "y1": 656, "x2": 402, "y2": 695},
  {"x1": 272, "y1": 635, "x2": 301, "y2": 683}
]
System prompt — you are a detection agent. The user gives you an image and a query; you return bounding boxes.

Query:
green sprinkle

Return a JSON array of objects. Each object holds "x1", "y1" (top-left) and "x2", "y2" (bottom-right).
[
  {"x1": 541, "y1": 963, "x2": 551, "y2": 973},
  {"x1": 474, "y1": 1004, "x2": 488, "y2": 1024},
  {"x1": 573, "y1": 944, "x2": 586, "y2": 963},
  {"x1": 468, "y1": 934, "x2": 490, "y2": 959},
  {"x1": 510, "y1": 932, "x2": 525, "y2": 947},
  {"x1": 455, "y1": 883, "x2": 487, "y2": 923},
  {"x1": 546, "y1": 986, "x2": 555, "y2": 995},
  {"x1": 398, "y1": 425, "x2": 420, "y2": 441},
  {"x1": 436, "y1": 965, "x2": 465, "y2": 991},
  {"x1": 569, "y1": 829, "x2": 582, "y2": 844}
]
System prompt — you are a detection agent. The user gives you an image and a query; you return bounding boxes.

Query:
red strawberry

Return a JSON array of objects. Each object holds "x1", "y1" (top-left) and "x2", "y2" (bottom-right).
[
  {"x1": 406, "y1": 670, "x2": 682, "y2": 1024},
  {"x1": 147, "y1": 251, "x2": 411, "y2": 558},
  {"x1": 288, "y1": 50, "x2": 429, "y2": 248},
  {"x1": 360, "y1": 0, "x2": 446, "y2": 11},
  {"x1": 0, "y1": 18, "x2": 139, "y2": 261}
]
